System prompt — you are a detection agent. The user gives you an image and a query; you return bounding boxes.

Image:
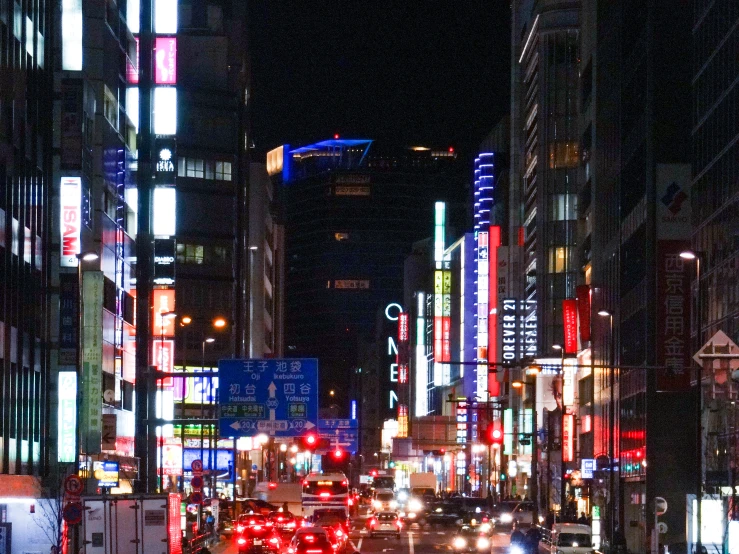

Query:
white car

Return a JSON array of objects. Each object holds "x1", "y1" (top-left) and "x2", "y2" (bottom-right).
[
  {"x1": 372, "y1": 489, "x2": 397, "y2": 512},
  {"x1": 549, "y1": 524, "x2": 594, "y2": 554}
]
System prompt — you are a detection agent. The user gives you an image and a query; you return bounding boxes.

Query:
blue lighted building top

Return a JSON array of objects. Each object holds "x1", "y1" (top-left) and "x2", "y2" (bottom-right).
[{"x1": 284, "y1": 139, "x2": 373, "y2": 183}]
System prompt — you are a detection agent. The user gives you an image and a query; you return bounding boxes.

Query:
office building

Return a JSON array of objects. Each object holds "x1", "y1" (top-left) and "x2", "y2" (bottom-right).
[{"x1": 0, "y1": 0, "x2": 53, "y2": 531}]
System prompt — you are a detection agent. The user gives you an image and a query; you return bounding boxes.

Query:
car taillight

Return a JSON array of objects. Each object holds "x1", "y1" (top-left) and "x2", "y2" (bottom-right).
[
  {"x1": 288, "y1": 548, "x2": 296, "y2": 554},
  {"x1": 286, "y1": 522, "x2": 296, "y2": 529},
  {"x1": 335, "y1": 530, "x2": 343, "y2": 538},
  {"x1": 266, "y1": 521, "x2": 274, "y2": 527},
  {"x1": 237, "y1": 538, "x2": 247, "y2": 545},
  {"x1": 369, "y1": 518, "x2": 376, "y2": 527},
  {"x1": 237, "y1": 525, "x2": 245, "y2": 533},
  {"x1": 269, "y1": 538, "x2": 280, "y2": 545},
  {"x1": 305, "y1": 535, "x2": 315, "y2": 541},
  {"x1": 396, "y1": 520, "x2": 402, "y2": 528},
  {"x1": 253, "y1": 526, "x2": 263, "y2": 531},
  {"x1": 348, "y1": 499, "x2": 353, "y2": 506},
  {"x1": 320, "y1": 492, "x2": 331, "y2": 498},
  {"x1": 332, "y1": 544, "x2": 338, "y2": 550}
]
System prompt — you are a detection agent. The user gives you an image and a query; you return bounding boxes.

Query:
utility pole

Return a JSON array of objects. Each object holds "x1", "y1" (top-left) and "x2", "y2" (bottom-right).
[{"x1": 134, "y1": 0, "x2": 155, "y2": 493}]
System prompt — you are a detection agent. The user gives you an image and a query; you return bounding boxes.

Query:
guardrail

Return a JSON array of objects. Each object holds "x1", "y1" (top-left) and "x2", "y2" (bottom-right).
[{"x1": 183, "y1": 532, "x2": 215, "y2": 554}]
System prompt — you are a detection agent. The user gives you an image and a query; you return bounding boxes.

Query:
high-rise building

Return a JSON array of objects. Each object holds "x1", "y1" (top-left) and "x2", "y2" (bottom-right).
[
  {"x1": 271, "y1": 139, "x2": 467, "y2": 409},
  {"x1": 582, "y1": 1, "x2": 694, "y2": 550},
  {"x1": 0, "y1": 0, "x2": 53, "y2": 514},
  {"x1": 690, "y1": 0, "x2": 739, "y2": 549}
]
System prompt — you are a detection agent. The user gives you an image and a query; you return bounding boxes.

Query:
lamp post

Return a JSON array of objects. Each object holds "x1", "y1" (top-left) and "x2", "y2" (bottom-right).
[
  {"x1": 553, "y1": 344, "x2": 567, "y2": 519},
  {"x1": 680, "y1": 250, "x2": 703, "y2": 554},
  {"x1": 598, "y1": 309, "x2": 617, "y2": 544},
  {"x1": 512, "y1": 362, "x2": 541, "y2": 523}
]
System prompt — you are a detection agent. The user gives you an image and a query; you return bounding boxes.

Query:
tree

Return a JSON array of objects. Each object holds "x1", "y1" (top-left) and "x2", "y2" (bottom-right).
[{"x1": 33, "y1": 463, "x2": 75, "y2": 554}]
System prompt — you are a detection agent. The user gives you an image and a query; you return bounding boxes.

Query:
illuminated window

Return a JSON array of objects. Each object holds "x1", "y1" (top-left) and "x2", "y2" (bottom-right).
[
  {"x1": 215, "y1": 161, "x2": 232, "y2": 181},
  {"x1": 205, "y1": 160, "x2": 215, "y2": 180},
  {"x1": 548, "y1": 247, "x2": 569, "y2": 273},
  {"x1": 177, "y1": 243, "x2": 204, "y2": 265},
  {"x1": 548, "y1": 142, "x2": 579, "y2": 169},
  {"x1": 186, "y1": 158, "x2": 204, "y2": 178},
  {"x1": 334, "y1": 233, "x2": 349, "y2": 241}
]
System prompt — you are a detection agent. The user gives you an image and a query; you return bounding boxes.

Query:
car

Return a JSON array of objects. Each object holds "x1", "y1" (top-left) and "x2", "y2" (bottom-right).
[
  {"x1": 451, "y1": 525, "x2": 492, "y2": 552},
  {"x1": 235, "y1": 521, "x2": 282, "y2": 554},
  {"x1": 426, "y1": 502, "x2": 464, "y2": 526},
  {"x1": 288, "y1": 527, "x2": 335, "y2": 554},
  {"x1": 219, "y1": 517, "x2": 235, "y2": 537},
  {"x1": 313, "y1": 509, "x2": 350, "y2": 532},
  {"x1": 460, "y1": 511, "x2": 493, "y2": 535},
  {"x1": 323, "y1": 525, "x2": 349, "y2": 552},
  {"x1": 372, "y1": 489, "x2": 397, "y2": 512},
  {"x1": 493, "y1": 501, "x2": 534, "y2": 528},
  {"x1": 237, "y1": 513, "x2": 273, "y2": 534},
  {"x1": 268, "y1": 511, "x2": 298, "y2": 537},
  {"x1": 549, "y1": 524, "x2": 594, "y2": 554},
  {"x1": 367, "y1": 511, "x2": 402, "y2": 539}
]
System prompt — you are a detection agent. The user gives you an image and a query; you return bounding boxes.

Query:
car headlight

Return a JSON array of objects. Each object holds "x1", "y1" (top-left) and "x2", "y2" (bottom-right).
[
  {"x1": 500, "y1": 513, "x2": 513, "y2": 523},
  {"x1": 398, "y1": 492, "x2": 408, "y2": 501},
  {"x1": 408, "y1": 512, "x2": 417, "y2": 519},
  {"x1": 390, "y1": 501, "x2": 398, "y2": 508},
  {"x1": 476, "y1": 537, "x2": 490, "y2": 550},
  {"x1": 453, "y1": 537, "x2": 468, "y2": 549},
  {"x1": 510, "y1": 546, "x2": 524, "y2": 554},
  {"x1": 480, "y1": 523, "x2": 491, "y2": 533},
  {"x1": 373, "y1": 501, "x2": 382, "y2": 509},
  {"x1": 408, "y1": 499, "x2": 423, "y2": 511}
]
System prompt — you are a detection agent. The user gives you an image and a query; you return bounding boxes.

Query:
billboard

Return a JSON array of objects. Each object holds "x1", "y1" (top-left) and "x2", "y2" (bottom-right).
[
  {"x1": 155, "y1": 37, "x2": 177, "y2": 84},
  {"x1": 562, "y1": 298, "x2": 578, "y2": 354},
  {"x1": 60, "y1": 177, "x2": 82, "y2": 267},
  {"x1": 58, "y1": 371, "x2": 78, "y2": 463},
  {"x1": 152, "y1": 289, "x2": 176, "y2": 337},
  {"x1": 82, "y1": 271, "x2": 104, "y2": 454}
]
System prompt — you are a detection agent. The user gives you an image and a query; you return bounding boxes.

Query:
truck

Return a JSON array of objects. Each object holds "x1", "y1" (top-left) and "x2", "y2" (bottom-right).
[
  {"x1": 82, "y1": 494, "x2": 180, "y2": 554},
  {"x1": 254, "y1": 482, "x2": 303, "y2": 516},
  {"x1": 404, "y1": 473, "x2": 437, "y2": 523}
]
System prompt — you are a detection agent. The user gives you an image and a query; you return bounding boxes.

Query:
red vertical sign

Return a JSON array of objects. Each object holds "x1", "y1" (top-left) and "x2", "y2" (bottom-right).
[
  {"x1": 656, "y1": 240, "x2": 692, "y2": 391},
  {"x1": 487, "y1": 226, "x2": 501, "y2": 396},
  {"x1": 562, "y1": 299, "x2": 578, "y2": 354},
  {"x1": 576, "y1": 285, "x2": 591, "y2": 343}
]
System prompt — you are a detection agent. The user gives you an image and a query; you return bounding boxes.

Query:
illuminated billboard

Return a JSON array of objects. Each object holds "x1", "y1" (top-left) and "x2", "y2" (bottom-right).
[
  {"x1": 153, "y1": 187, "x2": 176, "y2": 236},
  {"x1": 155, "y1": 0, "x2": 178, "y2": 34},
  {"x1": 153, "y1": 87, "x2": 177, "y2": 135},
  {"x1": 152, "y1": 289, "x2": 176, "y2": 336},
  {"x1": 62, "y1": 0, "x2": 83, "y2": 70},
  {"x1": 155, "y1": 37, "x2": 177, "y2": 84},
  {"x1": 60, "y1": 177, "x2": 82, "y2": 267},
  {"x1": 58, "y1": 371, "x2": 77, "y2": 463}
]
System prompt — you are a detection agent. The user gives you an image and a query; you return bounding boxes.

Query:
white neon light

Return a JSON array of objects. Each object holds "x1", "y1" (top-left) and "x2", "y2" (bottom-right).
[
  {"x1": 153, "y1": 187, "x2": 176, "y2": 236},
  {"x1": 460, "y1": 239, "x2": 465, "y2": 378},
  {"x1": 127, "y1": 0, "x2": 140, "y2": 33},
  {"x1": 62, "y1": 0, "x2": 83, "y2": 70},
  {"x1": 155, "y1": 0, "x2": 178, "y2": 34},
  {"x1": 126, "y1": 87, "x2": 139, "y2": 131},
  {"x1": 153, "y1": 87, "x2": 177, "y2": 135},
  {"x1": 385, "y1": 302, "x2": 403, "y2": 321}
]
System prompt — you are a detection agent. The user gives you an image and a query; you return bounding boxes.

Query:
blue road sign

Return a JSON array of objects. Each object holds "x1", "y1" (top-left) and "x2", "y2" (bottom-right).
[
  {"x1": 218, "y1": 358, "x2": 318, "y2": 438},
  {"x1": 319, "y1": 419, "x2": 358, "y2": 452}
]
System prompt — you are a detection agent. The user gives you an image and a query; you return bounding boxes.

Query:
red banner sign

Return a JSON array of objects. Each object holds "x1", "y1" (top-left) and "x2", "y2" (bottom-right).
[
  {"x1": 562, "y1": 299, "x2": 578, "y2": 354},
  {"x1": 656, "y1": 240, "x2": 692, "y2": 391},
  {"x1": 398, "y1": 312, "x2": 409, "y2": 343}
]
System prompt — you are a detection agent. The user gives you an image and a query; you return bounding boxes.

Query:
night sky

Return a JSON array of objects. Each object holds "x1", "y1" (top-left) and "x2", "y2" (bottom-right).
[{"x1": 248, "y1": 3, "x2": 511, "y2": 161}]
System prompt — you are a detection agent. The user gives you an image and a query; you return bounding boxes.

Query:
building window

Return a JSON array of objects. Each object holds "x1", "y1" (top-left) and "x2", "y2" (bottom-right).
[
  {"x1": 205, "y1": 160, "x2": 215, "y2": 180},
  {"x1": 177, "y1": 243, "x2": 204, "y2": 264},
  {"x1": 548, "y1": 247, "x2": 569, "y2": 273},
  {"x1": 550, "y1": 194, "x2": 578, "y2": 221},
  {"x1": 103, "y1": 85, "x2": 119, "y2": 132},
  {"x1": 334, "y1": 232, "x2": 349, "y2": 241},
  {"x1": 187, "y1": 158, "x2": 204, "y2": 178},
  {"x1": 548, "y1": 142, "x2": 579, "y2": 169},
  {"x1": 215, "y1": 161, "x2": 232, "y2": 181}
]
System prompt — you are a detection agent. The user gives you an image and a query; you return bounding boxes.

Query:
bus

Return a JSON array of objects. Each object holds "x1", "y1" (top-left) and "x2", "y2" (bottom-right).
[{"x1": 301, "y1": 472, "x2": 350, "y2": 519}]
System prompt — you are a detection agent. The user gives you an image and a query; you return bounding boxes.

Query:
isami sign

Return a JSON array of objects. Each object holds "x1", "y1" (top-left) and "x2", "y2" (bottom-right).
[{"x1": 60, "y1": 177, "x2": 82, "y2": 267}]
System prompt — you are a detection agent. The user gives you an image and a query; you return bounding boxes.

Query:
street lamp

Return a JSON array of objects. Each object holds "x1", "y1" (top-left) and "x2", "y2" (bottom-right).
[
  {"x1": 511, "y1": 364, "x2": 540, "y2": 523},
  {"x1": 598, "y1": 309, "x2": 617, "y2": 545},
  {"x1": 681, "y1": 249, "x2": 703, "y2": 554}
]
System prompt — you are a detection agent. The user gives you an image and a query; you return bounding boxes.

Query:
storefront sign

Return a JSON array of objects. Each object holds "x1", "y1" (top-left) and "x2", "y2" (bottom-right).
[
  {"x1": 562, "y1": 413, "x2": 574, "y2": 462},
  {"x1": 563, "y1": 299, "x2": 578, "y2": 354},
  {"x1": 60, "y1": 177, "x2": 82, "y2": 267},
  {"x1": 576, "y1": 285, "x2": 591, "y2": 342},
  {"x1": 82, "y1": 271, "x2": 104, "y2": 454},
  {"x1": 58, "y1": 371, "x2": 78, "y2": 463}
]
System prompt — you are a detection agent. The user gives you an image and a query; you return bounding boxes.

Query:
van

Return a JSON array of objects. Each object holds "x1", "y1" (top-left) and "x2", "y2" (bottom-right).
[{"x1": 549, "y1": 523, "x2": 594, "y2": 554}]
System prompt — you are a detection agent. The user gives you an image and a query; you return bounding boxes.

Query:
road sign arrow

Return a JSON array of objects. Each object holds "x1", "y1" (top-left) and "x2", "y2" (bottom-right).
[
  {"x1": 305, "y1": 421, "x2": 315, "y2": 429},
  {"x1": 268, "y1": 382, "x2": 277, "y2": 397}
]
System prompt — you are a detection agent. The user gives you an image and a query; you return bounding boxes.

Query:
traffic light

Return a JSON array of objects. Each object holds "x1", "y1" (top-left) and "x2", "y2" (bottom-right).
[
  {"x1": 388, "y1": 460, "x2": 395, "y2": 469},
  {"x1": 331, "y1": 448, "x2": 345, "y2": 460},
  {"x1": 484, "y1": 423, "x2": 504, "y2": 446},
  {"x1": 302, "y1": 433, "x2": 318, "y2": 450}
]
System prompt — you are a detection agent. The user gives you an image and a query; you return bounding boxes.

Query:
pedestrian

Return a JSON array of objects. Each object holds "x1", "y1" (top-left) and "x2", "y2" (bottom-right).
[
  {"x1": 524, "y1": 527, "x2": 542, "y2": 554},
  {"x1": 577, "y1": 512, "x2": 588, "y2": 525},
  {"x1": 511, "y1": 525, "x2": 525, "y2": 548}
]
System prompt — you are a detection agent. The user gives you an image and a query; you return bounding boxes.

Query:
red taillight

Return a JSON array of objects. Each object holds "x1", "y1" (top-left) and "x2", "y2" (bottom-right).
[
  {"x1": 305, "y1": 535, "x2": 315, "y2": 542},
  {"x1": 369, "y1": 518, "x2": 376, "y2": 527},
  {"x1": 268, "y1": 482, "x2": 278, "y2": 490},
  {"x1": 332, "y1": 545, "x2": 339, "y2": 550},
  {"x1": 237, "y1": 538, "x2": 247, "y2": 545},
  {"x1": 286, "y1": 522, "x2": 296, "y2": 529},
  {"x1": 482, "y1": 517, "x2": 489, "y2": 523},
  {"x1": 288, "y1": 549, "x2": 295, "y2": 554},
  {"x1": 253, "y1": 525, "x2": 262, "y2": 531},
  {"x1": 396, "y1": 520, "x2": 402, "y2": 528},
  {"x1": 237, "y1": 525, "x2": 245, "y2": 533},
  {"x1": 269, "y1": 538, "x2": 280, "y2": 545},
  {"x1": 335, "y1": 530, "x2": 343, "y2": 538},
  {"x1": 347, "y1": 499, "x2": 353, "y2": 506},
  {"x1": 319, "y1": 492, "x2": 331, "y2": 498},
  {"x1": 266, "y1": 521, "x2": 273, "y2": 527}
]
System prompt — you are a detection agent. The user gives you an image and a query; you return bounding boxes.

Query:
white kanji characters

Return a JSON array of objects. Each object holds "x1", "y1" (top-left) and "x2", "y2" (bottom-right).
[
  {"x1": 245, "y1": 384, "x2": 256, "y2": 395},
  {"x1": 276, "y1": 361, "x2": 288, "y2": 373},
  {"x1": 290, "y1": 360, "x2": 302, "y2": 373},
  {"x1": 300, "y1": 383, "x2": 311, "y2": 394},
  {"x1": 284, "y1": 383, "x2": 296, "y2": 395},
  {"x1": 259, "y1": 361, "x2": 269, "y2": 373}
]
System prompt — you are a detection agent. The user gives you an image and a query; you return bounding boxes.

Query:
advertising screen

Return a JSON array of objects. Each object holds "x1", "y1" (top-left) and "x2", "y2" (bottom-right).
[
  {"x1": 60, "y1": 177, "x2": 82, "y2": 267},
  {"x1": 155, "y1": 37, "x2": 177, "y2": 84}
]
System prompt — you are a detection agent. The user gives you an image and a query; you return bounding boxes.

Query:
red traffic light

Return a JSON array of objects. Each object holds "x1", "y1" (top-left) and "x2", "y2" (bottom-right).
[
  {"x1": 484, "y1": 423, "x2": 504, "y2": 445},
  {"x1": 332, "y1": 448, "x2": 344, "y2": 460},
  {"x1": 301, "y1": 433, "x2": 318, "y2": 450},
  {"x1": 370, "y1": 470, "x2": 378, "y2": 477}
]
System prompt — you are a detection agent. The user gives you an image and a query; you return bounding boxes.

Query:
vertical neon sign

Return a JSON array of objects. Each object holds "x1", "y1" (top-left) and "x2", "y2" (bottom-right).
[{"x1": 476, "y1": 231, "x2": 489, "y2": 401}]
